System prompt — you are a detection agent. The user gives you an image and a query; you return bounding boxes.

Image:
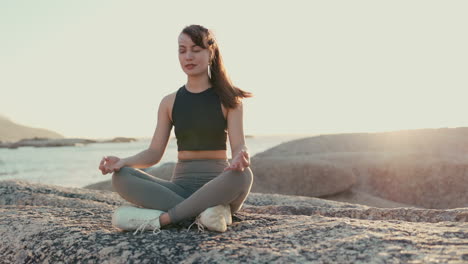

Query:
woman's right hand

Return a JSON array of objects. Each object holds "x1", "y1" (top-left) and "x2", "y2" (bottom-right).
[{"x1": 99, "y1": 156, "x2": 126, "y2": 175}]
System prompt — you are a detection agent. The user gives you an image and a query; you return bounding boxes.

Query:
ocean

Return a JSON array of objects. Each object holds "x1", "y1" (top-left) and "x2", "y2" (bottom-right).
[{"x1": 0, "y1": 135, "x2": 307, "y2": 188}]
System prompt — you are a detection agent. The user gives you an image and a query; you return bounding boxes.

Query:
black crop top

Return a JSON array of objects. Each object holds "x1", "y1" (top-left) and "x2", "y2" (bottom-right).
[{"x1": 171, "y1": 85, "x2": 227, "y2": 151}]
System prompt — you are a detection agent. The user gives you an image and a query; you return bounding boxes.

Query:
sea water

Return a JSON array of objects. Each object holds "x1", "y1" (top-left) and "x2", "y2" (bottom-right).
[{"x1": 0, "y1": 135, "x2": 307, "y2": 188}]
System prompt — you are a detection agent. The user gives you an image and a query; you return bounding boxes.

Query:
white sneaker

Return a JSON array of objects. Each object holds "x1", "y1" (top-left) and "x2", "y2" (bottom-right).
[
  {"x1": 188, "y1": 204, "x2": 231, "y2": 233},
  {"x1": 112, "y1": 205, "x2": 165, "y2": 235}
]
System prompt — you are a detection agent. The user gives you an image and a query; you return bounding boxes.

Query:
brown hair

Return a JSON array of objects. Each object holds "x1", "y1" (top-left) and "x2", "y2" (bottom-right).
[{"x1": 181, "y1": 24, "x2": 253, "y2": 109}]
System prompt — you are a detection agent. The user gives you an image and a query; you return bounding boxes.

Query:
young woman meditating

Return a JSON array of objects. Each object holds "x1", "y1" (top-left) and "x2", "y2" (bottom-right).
[{"x1": 98, "y1": 24, "x2": 253, "y2": 235}]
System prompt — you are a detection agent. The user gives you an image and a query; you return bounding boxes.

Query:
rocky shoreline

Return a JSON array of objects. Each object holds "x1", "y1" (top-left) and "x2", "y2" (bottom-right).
[
  {"x1": 1, "y1": 179, "x2": 467, "y2": 263},
  {"x1": 2, "y1": 127, "x2": 468, "y2": 262},
  {"x1": 0, "y1": 137, "x2": 137, "y2": 149}
]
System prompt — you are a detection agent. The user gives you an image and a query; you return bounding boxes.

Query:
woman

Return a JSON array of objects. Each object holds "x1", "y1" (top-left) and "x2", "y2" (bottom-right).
[{"x1": 98, "y1": 24, "x2": 253, "y2": 235}]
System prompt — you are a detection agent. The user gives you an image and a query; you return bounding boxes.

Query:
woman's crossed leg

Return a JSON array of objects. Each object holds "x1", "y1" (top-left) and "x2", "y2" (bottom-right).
[{"x1": 112, "y1": 166, "x2": 254, "y2": 226}]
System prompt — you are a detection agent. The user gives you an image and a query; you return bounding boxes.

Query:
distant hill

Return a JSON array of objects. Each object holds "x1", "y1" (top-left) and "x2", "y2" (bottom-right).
[{"x1": 0, "y1": 114, "x2": 64, "y2": 142}]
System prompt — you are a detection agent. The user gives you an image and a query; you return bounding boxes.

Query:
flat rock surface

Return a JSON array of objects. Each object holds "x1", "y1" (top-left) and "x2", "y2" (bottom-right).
[{"x1": 1, "y1": 179, "x2": 468, "y2": 263}]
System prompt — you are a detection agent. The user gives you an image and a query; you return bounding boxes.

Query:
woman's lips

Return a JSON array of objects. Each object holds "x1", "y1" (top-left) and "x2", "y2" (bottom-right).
[{"x1": 185, "y1": 64, "x2": 196, "y2": 69}]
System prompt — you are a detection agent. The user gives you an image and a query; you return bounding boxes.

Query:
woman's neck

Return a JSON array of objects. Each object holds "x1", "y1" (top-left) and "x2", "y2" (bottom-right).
[{"x1": 186, "y1": 75, "x2": 211, "y2": 92}]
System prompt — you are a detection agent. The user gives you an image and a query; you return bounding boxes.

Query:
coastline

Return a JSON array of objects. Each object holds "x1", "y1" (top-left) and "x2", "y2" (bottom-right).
[
  {"x1": 0, "y1": 137, "x2": 137, "y2": 149},
  {"x1": 1, "y1": 128, "x2": 468, "y2": 262}
]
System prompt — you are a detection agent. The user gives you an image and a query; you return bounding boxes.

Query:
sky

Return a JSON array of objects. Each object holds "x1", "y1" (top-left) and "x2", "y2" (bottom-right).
[{"x1": 1, "y1": 0, "x2": 467, "y2": 139}]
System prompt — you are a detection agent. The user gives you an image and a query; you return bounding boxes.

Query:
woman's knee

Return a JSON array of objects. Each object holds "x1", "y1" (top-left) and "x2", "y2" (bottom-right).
[
  {"x1": 222, "y1": 167, "x2": 253, "y2": 188},
  {"x1": 111, "y1": 166, "x2": 135, "y2": 191},
  {"x1": 243, "y1": 167, "x2": 254, "y2": 183},
  {"x1": 228, "y1": 170, "x2": 253, "y2": 213}
]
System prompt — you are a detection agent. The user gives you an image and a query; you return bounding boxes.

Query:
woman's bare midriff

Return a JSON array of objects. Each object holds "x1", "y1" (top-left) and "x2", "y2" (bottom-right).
[{"x1": 177, "y1": 150, "x2": 228, "y2": 161}]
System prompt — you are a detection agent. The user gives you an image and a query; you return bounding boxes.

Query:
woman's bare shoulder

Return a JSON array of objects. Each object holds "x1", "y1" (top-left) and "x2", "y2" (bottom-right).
[
  {"x1": 160, "y1": 91, "x2": 177, "y2": 106},
  {"x1": 161, "y1": 91, "x2": 178, "y2": 123}
]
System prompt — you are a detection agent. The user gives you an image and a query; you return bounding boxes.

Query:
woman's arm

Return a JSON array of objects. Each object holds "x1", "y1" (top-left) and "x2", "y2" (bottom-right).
[
  {"x1": 227, "y1": 100, "x2": 247, "y2": 157},
  {"x1": 224, "y1": 100, "x2": 250, "y2": 171},
  {"x1": 121, "y1": 95, "x2": 173, "y2": 168}
]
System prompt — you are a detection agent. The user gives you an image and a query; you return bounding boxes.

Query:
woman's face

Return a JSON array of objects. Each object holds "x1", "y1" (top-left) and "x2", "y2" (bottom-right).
[{"x1": 178, "y1": 33, "x2": 211, "y2": 77}]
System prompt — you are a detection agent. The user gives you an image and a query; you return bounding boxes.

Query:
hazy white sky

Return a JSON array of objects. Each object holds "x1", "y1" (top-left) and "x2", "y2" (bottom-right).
[{"x1": 1, "y1": 0, "x2": 467, "y2": 139}]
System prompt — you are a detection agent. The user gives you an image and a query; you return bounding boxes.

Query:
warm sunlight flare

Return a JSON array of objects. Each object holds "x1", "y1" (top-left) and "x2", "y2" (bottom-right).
[{"x1": 1, "y1": 1, "x2": 467, "y2": 138}]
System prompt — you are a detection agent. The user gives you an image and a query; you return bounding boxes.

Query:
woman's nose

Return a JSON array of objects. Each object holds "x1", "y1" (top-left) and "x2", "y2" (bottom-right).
[{"x1": 185, "y1": 51, "x2": 194, "y2": 60}]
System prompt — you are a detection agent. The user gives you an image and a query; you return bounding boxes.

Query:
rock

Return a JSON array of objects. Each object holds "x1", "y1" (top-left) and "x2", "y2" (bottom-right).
[
  {"x1": 255, "y1": 127, "x2": 468, "y2": 157},
  {"x1": 254, "y1": 152, "x2": 468, "y2": 209},
  {"x1": 249, "y1": 156, "x2": 355, "y2": 197},
  {"x1": 345, "y1": 152, "x2": 468, "y2": 209},
  {"x1": 0, "y1": 142, "x2": 17, "y2": 149},
  {"x1": 0, "y1": 138, "x2": 97, "y2": 148},
  {"x1": 254, "y1": 128, "x2": 468, "y2": 209},
  {"x1": 99, "y1": 137, "x2": 137, "y2": 143},
  {"x1": 84, "y1": 180, "x2": 115, "y2": 192},
  {"x1": 322, "y1": 189, "x2": 417, "y2": 208},
  {"x1": 1, "y1": 179, "x2": 467, "y2": 263},
  {"x1": 0, "y1": 135, "x2": 137, "y2": 149}
]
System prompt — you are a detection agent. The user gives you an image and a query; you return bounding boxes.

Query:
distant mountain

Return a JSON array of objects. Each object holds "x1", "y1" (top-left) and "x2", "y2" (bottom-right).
[{"x1": 0, "y1": 114, "x2": 64, "y2": 142}]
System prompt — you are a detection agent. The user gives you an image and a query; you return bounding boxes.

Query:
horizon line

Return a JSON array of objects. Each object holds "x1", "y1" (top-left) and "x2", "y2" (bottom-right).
[{"x1": 68, "y1": 126, "x2": 468, "y2": 140}]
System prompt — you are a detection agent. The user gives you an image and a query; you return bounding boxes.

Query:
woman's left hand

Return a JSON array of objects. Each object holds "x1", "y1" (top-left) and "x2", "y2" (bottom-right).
[{"x1": 224, "y1": 150, "x2": 250, "y2": 172}]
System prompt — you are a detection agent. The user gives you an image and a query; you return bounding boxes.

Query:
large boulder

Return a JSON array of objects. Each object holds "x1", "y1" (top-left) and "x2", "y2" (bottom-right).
[
  {"x1": 255, "y1": 128, "x2": 468, "y2": 156},
  {"x1": 249, "y1": 156, "x2": 355, "y2": 197},
  {"x1": 253, "y1": 151, "x2": 468, "y2": 209},
  {"x1": 346, "y1": 152, "x2": 468, "y2": 209},
  {"x1": 1, "y1": 180, "x2": 467, "y2": 263},
  {"x1": 254, "y1": 128, "x2": 468, "y2": 209}
]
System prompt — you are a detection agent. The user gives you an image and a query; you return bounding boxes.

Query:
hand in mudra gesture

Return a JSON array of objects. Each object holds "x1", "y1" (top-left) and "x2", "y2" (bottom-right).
[
  {"x1": 224, "y1": 150, "x2": 250, "y2": 172},
  {"x1": 99, "y1": 156, "x2": 126, "y2": 175}
]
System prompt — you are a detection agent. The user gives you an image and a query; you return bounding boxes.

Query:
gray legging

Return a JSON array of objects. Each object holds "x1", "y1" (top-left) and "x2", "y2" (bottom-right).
[{"x1": 111, "y1": 158, "x2": 254, "y2": 224}]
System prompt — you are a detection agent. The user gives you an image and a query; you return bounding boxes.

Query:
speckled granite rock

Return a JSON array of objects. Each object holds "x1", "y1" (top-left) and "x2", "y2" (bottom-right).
[{"x1": 1, "y1": 179, "x2": 468, "y2": 263}]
